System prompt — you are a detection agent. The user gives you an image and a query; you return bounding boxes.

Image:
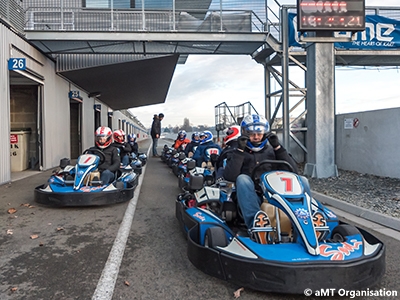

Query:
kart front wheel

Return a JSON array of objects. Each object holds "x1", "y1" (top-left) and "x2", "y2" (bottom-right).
[
  {"x1": 204, "y1": 227, "x2": 227, "y2": 248},
  {"x1": 331, "y1": 224, "x2": 360, "y2": 242}
]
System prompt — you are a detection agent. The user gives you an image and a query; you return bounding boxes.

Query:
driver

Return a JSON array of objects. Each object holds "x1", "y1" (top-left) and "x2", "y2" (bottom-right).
[
  {"x1": 88, "y1": 126, "x2": 121, "y2": 184},
  {"x1": 223, "y1": 114, "x2": 298, "y2": 244}
]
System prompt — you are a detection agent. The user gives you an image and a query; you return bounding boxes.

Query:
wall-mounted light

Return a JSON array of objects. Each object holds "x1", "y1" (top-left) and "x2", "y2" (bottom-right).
[{"x1": 89, "y1": 91, "x2": 101, "y2": 98}]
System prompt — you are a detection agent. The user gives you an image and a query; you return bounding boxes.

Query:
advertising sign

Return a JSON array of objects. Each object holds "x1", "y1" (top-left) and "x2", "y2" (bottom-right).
[{"x1": 289, "y1": 13, "x2": 400, "y2": 50}]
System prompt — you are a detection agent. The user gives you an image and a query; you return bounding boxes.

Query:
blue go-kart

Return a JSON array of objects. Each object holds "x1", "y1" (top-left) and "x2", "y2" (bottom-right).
[
  {"x1": 175, "y1": 160, "x2": 385, "y2": 294},
  {"x1": 34, "y1": 148, "x2": 139, "y2": 207}
]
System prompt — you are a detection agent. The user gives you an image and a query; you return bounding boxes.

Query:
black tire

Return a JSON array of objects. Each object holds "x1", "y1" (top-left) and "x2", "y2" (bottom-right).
[
  {"x1": 331, "y1": 224, "x2": 360, "y2": 242},
  {"x1": 204, "y1": 227, "x2": 227, "y2": 248}
]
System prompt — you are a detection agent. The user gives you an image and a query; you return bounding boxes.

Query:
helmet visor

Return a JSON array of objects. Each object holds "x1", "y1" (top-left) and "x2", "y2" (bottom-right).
[
  {"x1": 96, "y1": 136, "x2": 108, "y2": 145},
  {"x1": 243, "y1": 123, "x2": 267, "y2": 135}
]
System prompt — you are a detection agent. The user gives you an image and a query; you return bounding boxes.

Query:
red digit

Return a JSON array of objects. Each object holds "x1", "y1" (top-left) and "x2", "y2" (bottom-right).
[{"x1": 280, "y1": 177, "x2": 293, "y2": 192}]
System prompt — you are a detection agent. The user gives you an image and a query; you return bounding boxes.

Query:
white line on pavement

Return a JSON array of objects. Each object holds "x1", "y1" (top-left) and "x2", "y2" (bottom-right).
[{"x1": 92, "y1": 147, "x2": 151, "y2": 300}]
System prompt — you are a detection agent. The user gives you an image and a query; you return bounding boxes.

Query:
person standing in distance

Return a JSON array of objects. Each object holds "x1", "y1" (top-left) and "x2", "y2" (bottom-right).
[{"x1": 150, "y1": 113, "x2": 164, "y2": 157}]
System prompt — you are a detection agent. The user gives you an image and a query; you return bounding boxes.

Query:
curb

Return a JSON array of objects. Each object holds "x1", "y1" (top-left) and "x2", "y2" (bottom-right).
[{"x1": 312, "y1": 191, "x2": 400, "y2": 232}]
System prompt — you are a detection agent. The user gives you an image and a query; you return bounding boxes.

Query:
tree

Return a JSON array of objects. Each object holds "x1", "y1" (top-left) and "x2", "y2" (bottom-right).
[
  {"x1": 182, "y1": 118, "x2": 192, "y2": 132},
  {"x1": 172, "y1": 126, "x2": 180, "y2": 134}
]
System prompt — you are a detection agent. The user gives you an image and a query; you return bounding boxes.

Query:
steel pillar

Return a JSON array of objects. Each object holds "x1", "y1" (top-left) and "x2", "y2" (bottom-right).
[{"x1": 304, "y1": 40, "x2": 338, "y2": 178}]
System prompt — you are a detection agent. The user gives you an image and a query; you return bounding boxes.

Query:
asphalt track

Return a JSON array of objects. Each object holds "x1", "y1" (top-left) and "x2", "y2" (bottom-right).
[{"x1": 1, "y1": 138, "x2": 399, "y2": 300}]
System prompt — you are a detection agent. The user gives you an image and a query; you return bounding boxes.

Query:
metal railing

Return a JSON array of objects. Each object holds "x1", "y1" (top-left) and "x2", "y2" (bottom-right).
[
  {"x1": 0, "y1": 0, "x2": 24, "y2": 33},
  {"x1": 24, "y1": 7, "x2": 265, "y2": 33},
  {"x1": 215, "y1": 101, "x2": 259, "y2": 132}
]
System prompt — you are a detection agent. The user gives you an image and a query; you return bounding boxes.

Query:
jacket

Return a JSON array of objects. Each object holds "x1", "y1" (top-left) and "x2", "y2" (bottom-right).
[
  {"x1": 184, "y1": 141, "x2": 199, "y2": 157},
  {"x1": 216, "y1": 140, "x2": 238, "y2": 171},
  {"x1": 223, "y1": 144, "x2": 298, "y2": 182},
  {"x1": 112, "y1": 142, "x2": 132, "y2": 158},
  {"x1": 173, "y1": 138, "x2": 191, "y2": 151},
  {"x1": 192, "y1": 141, "x2": 222, "y2": 167},
  {"x1": 150, "y1": 116, "x2": 161, "y2": 138},
  {"x1": 129, "y1": 141, "x2": 139, "y2": 155},
  {"x1": 88, "y1": 145, "x2": 120, "y2": 173}
]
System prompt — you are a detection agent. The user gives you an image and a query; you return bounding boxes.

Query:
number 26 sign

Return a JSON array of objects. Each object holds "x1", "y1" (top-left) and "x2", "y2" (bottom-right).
[{"x1": 8, "y1": 58, "x2": 26, "y2": 71}]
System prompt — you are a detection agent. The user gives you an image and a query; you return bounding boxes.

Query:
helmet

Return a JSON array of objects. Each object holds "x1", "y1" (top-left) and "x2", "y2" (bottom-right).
[
  {"x1": 223, "y1": 125, "x2": 240, "y2": 145},
  {"x1": 240, "y1": 114, "x2": 270, "y2": 152},
  {"x1": 177, "y1": 130, "x2": 187, "y2": 141},
  {"x1": 191, "y1": 132, "x2": 200, "y2": 143},
  {"x1": 113, "y1": 129, "x2": 126, "y2": 144},
  {"x1": 128, "y1": 133, "x2": 137, "y2": 143},
  {"x1": 95, "y1": 126, "x2": 113, "y2": 149},
  {"x1": 199, "y1": 131, "x2": 213, "y2": 144}
]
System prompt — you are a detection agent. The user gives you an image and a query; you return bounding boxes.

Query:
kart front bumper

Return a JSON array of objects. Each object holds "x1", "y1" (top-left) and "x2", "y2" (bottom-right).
[
  {"x1": 186, "y1": 224, "x2": 385, "y2": 294},
  {"x1": 34, "y1": 183, "x2": 136, "y2": 207}
]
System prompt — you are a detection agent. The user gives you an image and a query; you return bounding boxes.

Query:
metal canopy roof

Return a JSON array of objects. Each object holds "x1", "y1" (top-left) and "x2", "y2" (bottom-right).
[
  {"x1": 59, "y1": 54, "x2": 179, "y2": 110},
  {"x1": 24, "y1": 31, "x2": 273, "y2": 110},
  {"x1": 25, "y1": 31, "x2": 269, "y2": 56}
]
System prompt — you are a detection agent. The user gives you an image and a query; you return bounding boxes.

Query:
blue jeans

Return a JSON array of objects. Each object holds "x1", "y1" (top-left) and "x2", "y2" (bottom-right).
[
  {"x1": 121, "y1": 154, "x2": 130, "y2": 166},
  {"x1": 101, "y1": 169, "x2": 115, "y2": 184},
  {"x1": 152, "y1": 137, "x2": 159, "y2": 156},
  {"x1": 236, "y1": 174, "x2": 263, "y2": 229}
]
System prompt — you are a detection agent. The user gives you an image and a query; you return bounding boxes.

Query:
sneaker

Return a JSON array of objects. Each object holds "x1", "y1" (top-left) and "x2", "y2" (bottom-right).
[
  {"x1": 91, "y1": 176, "x2": 103, "y2": 186},
  {"x1": 251, "y1": 211, "x2": 272, "y2": 244}
]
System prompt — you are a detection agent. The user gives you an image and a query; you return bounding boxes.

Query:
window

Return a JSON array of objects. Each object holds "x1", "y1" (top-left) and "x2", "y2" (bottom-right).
[{"x1": 84, "y1": 0, "x2": 135, "y2": 9}]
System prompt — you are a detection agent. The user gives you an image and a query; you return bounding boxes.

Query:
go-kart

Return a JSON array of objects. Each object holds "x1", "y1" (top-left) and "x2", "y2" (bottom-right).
[
  {"x1": 34, "y1": 149, "x2": 139, "y2": 207},
  {"x1": 178, "y1": 160, "x2": 216, "y2": 192},
  {"x1": 175, "y1": 160, "x2": 385, "y2": 294},
  {"x1": 160, "y1": 145, "x2": 175, "y2": 163},
  {"x1": 129, "y1": 152, "x2": 147, "y2": 175}
]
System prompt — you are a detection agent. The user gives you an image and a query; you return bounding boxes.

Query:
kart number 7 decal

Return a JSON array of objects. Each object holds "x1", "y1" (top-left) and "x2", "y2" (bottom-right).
[{"x1": 280, "y1": 177, "x2": 293, "y2": 192}]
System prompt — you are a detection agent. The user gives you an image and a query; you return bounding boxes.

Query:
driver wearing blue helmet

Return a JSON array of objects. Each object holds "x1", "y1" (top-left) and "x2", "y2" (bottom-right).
[
  {"x1": 184, "y1": 132, "x2": 201, "y2": 158},
  {"x1": 223, "y1": 114, "x2": 298, "y2": 244},
  {"x1": 128, "y1": 133, "x2": 139, "y2": 155},
  {"x1": 192, "y1": 131, "x2": 221, "y2": 167}
]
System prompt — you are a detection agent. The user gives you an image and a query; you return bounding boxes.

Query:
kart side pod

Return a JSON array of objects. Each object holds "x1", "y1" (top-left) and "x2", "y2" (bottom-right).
[{"x1": 59, "y1": 158, "x2": 70, "y2": 168}]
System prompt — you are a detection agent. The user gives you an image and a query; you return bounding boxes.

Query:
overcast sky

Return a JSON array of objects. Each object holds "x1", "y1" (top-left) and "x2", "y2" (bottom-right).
[{"x1": 129, "y1": 0, "x2": 400, "y2": 128}]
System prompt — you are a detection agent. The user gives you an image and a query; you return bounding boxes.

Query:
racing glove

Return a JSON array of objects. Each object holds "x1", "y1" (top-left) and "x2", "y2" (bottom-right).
[
  {"x1": 267, "y1": 133, "x2": 280, "y2": 149},
  {"x1": 237, "y1": 135, "x2": 249, "y2": 152}
]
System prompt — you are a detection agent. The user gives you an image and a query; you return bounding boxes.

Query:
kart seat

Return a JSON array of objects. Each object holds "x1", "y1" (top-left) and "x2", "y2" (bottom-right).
[
  {"x1": 260, "y1": 202, "x2": 292, "y2": 239},
  {"x1": 84, "y1": 171, "x2": 102, "y2": 186}
]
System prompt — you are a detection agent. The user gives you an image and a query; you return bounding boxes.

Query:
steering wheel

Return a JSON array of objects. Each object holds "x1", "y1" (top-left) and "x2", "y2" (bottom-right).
[
  {"x1": 251, "y1": 159, "x2": 295, "y2": 182},
  {"x1": 83, "y1": 148, "x2": 106, "y2": 165}
]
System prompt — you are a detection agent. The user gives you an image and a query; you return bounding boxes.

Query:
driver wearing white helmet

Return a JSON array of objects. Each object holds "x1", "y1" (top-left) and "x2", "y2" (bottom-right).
[{"x1": 88, "y1": 126, "x2": 121, "y2": 184}]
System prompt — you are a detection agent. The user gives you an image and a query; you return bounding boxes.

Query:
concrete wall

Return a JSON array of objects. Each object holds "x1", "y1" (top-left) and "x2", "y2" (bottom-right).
[{"x1": 336, "y1": 108, "x2": 400, "y2": 179}]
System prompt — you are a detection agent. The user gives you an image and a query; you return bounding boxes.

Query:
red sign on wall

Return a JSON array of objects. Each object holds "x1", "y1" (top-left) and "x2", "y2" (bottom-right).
[{"x1": 10, "y1": 134, "x2": 18, "y2": 144}]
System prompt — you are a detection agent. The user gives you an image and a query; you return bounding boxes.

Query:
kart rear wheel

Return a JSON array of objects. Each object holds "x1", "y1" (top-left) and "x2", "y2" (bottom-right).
[
  {"x1": 331, "y1": 224, "x2": 360, "y2": 242},
  {"x1": 204, "y1": 227, "x2": 227, "y2": 248}
]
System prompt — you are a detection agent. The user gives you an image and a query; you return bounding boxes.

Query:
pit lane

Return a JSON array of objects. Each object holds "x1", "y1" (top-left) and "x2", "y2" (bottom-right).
[{"x1": 0, "y1": 138, "x2": 399, "y2": 300}]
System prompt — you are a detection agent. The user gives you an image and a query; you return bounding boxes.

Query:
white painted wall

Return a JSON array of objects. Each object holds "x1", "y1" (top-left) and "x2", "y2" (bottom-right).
[
  {"x1": 336, "y1": 108, "x2": 400, "y2": 179},
  {"x1": 0, "y1": 24, "x2": 148, "y2": 185}
]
